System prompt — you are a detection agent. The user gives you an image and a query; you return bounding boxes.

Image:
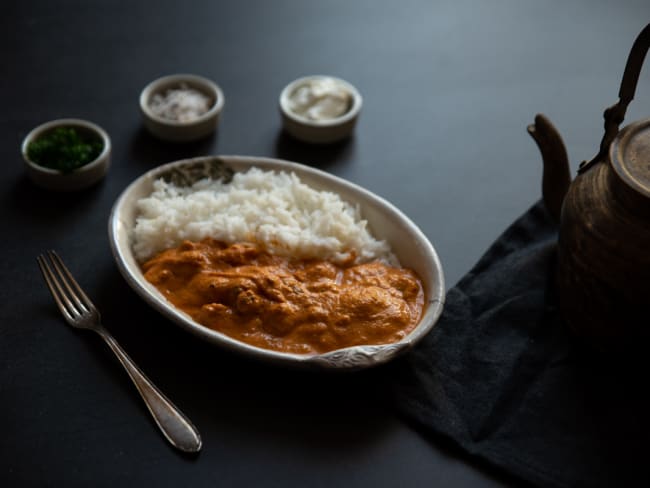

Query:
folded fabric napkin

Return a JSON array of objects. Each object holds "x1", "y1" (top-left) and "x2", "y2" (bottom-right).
[{"x1": 388, "y1": 201, "x2": 650, "y2": 488}]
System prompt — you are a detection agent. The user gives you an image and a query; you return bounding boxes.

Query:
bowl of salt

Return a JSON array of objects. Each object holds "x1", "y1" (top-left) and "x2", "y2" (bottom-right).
[{"x1": 139, "y1": 73, "x2": 225, "y2": 142}]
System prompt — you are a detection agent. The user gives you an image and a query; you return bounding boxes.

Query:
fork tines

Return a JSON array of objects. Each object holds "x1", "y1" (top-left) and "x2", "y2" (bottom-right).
[{"x1": 37, "y1": 250, "x2": 94, "y2": 324}]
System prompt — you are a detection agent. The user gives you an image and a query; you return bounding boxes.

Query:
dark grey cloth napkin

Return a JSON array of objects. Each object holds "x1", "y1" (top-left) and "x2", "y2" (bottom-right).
[{"x1": 388, "y1": 201, "x2": 650, "y2": 488}]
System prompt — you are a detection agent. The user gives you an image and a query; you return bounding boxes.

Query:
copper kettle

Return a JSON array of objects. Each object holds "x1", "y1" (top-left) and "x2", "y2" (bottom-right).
[{"x1": 527, "y1": 24, "x2": 650, "y2": 350}]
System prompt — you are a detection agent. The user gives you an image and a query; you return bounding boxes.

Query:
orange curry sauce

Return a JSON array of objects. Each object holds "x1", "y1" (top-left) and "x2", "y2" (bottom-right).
[{"x1": 142, "y1": 238, "x2": 424, "y2": 354}]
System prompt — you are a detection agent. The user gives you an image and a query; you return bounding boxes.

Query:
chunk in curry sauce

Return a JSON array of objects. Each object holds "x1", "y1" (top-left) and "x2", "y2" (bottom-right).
[{"x1": 142, "y1": 238, "x2": 424, "y2": 354}]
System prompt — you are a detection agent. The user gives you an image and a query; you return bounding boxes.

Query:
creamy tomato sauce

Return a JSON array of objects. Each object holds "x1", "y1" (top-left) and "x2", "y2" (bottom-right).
[{"x1": 142, "y1": 238, "x2": 424, "y2": 354}]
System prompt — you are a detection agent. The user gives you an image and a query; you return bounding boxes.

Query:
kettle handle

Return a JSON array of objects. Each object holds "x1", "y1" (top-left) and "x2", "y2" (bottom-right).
[{"x1": 580, "y1": 23, "x2": 650, "y2": 173}]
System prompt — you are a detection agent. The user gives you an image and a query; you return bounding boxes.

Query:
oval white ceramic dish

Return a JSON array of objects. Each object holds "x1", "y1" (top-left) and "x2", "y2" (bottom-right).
[
  {"x1": 21, "y1": 118, "x2": 111, "y2": 191},
  {"x1": 108, "y1": 155, "x2": 444, "y2": 370},
  {"x1": 279, "y1": 75, "x2": 362, "y2": 144},
  {"x1": 139, "y1": 74, "x2": 224, "y2": 142}
]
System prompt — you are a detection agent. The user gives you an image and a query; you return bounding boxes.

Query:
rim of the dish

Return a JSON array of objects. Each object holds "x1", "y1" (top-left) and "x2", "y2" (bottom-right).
[
  {"x1": 279, "y1": 75, "x2": 363, "y2": 127},
  {"x1": 139, "y1": 73, "x2": 224, "y2": 127},
  {"x1": 108, "y1": 155, "x2": 444, "y2": 369},
  {"x1": 21, "y1": 118, "x2": 111, "y2": 175}
]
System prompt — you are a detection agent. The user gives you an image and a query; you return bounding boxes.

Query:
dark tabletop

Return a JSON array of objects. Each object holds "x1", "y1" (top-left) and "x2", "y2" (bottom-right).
[{"x1": 2, "y1": 1, "x2": 649, "y2": 487}]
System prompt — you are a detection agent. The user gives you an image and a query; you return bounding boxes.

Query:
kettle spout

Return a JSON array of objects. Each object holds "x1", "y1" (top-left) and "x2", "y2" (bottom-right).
[{"x1": 527, "y1": 114, "x2": 571, "y2": 222}]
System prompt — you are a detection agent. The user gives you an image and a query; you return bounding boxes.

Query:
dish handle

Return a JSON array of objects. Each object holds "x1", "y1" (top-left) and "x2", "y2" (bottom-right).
[{"x1": 306, "y1": 342, "x2": 411, "y2": 370}]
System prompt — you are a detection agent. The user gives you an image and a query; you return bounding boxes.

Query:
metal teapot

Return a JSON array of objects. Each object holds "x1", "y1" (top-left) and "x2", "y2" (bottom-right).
[{"x1": 527, "y1": 24, "x2": 650, "y2": 350}]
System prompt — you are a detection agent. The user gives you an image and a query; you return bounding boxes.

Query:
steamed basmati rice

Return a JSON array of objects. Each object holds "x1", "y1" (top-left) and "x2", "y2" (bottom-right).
[{"x1": 132, "y1": 167, "x2": 394, "y2": 264}]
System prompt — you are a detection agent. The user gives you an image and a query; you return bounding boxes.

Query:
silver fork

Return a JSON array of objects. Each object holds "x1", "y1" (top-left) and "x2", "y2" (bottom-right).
[{"x1": 37, "y1": 250, "x2": 202, "y2": 453}]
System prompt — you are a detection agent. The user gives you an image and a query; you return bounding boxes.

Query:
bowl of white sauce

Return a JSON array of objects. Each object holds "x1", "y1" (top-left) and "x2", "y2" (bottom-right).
[
  {"x1": 279, "y1": 75, "x2": 362, "y2": 144},
  {"x1": 139, "y1": 74, "x2": 224, "y2": 142}
]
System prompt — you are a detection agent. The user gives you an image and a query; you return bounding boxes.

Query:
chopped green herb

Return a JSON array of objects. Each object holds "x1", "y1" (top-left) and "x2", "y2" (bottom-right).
[{"x1": 27, "y1": 127, "x2": 104, "y2": 173}]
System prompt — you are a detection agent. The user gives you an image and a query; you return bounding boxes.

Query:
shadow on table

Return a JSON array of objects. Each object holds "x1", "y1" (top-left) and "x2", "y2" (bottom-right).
[
  {"x1": 127, "y1": 127, "x2": 356, "y2": 172},
  {"x1": 7, "y1": 174, "x2": 106, "y2": 226},
  {"x1": 274, "y1": 131, "x2": 357, "y2": 171},
  {"x1": 128, "y1": 128, "x2": 218, "y2": 169}
]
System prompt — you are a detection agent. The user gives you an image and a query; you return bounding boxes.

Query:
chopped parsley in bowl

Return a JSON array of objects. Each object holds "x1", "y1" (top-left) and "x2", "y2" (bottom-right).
[
  {"x1": 27, "y1": 126, "x2": 104, "y2": 173},
  {"x1": 21, "y1": 118, "x2": 111, "y2": 191}
]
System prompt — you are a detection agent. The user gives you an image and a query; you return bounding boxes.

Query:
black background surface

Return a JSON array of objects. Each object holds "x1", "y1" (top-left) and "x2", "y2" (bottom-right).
[{"x1": 2, "y1": 1, "x2": 649, "y2": 487}]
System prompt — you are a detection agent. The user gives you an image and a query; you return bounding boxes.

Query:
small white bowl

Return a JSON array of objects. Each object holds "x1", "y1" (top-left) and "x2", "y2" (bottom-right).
[
  {"x1": 279, "y1": 75, "x2": 362, "y2": 144},
  {"x1": 139, "y1": 74, "x2": 224, "y2": 142},
  {"x1": 21, "y1": 118, "x2": 111, "y2": 191}
]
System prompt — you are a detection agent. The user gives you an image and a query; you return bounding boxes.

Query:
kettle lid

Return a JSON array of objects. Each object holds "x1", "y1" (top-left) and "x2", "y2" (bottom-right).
[{"x1": 610, "y1": 119, "x2": 650, "y2": 199}]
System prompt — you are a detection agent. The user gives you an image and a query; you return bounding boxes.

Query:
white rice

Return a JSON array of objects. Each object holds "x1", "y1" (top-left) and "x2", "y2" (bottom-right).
[{"x1": 132, "y1": 167, "x2": 395, "y2": 265}]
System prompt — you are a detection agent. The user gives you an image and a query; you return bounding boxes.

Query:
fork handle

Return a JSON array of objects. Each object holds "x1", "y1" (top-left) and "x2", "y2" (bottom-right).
[{"x1": 95, "y1": 325, "x2": 202, "y2": 453}]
